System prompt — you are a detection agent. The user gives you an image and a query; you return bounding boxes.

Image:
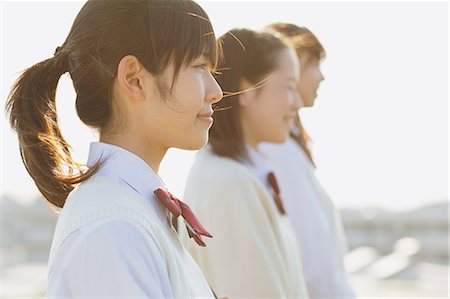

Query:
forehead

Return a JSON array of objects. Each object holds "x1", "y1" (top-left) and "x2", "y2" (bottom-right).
[
  {"x1": 301, "y1": 54, "x2": 320, "y2": 67},
  {"x1": 273, "y1": 48, "x2": 300, "y2": 81},
  {"x1": 195, "y1": 53, "x2": 208, "y2": 61}
]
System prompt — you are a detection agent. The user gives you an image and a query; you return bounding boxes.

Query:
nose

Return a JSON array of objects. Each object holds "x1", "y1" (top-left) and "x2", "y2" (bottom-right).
[
  {"x1": 319, "y1": 69, "x2": 325, "y2": 82},
  {"x1": 206, "y1": 73, "x2": 223, "y2": 104}
]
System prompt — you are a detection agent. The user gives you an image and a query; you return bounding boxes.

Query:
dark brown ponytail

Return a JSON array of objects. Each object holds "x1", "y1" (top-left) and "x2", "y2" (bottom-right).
[
  {"x1": 292, "y1": 114, "x2": 316, "y2": 167},
  {"x1": 6, "y1": 52, "x2": 99, "y2": 209}
]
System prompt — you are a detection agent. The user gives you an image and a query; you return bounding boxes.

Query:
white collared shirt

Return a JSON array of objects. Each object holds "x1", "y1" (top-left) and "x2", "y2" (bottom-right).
[
  {"x1": 243, "y1": 145, "x2": 273, "y2": 190},
  {"x1": 48, "y1": 142, "x2": 174, "y2": 297}
]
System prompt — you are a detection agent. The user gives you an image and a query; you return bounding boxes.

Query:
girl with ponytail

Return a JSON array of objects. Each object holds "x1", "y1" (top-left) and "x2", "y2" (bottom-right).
[{"x1": 6, "y1": 0, "x2": 223, "y2": 297}]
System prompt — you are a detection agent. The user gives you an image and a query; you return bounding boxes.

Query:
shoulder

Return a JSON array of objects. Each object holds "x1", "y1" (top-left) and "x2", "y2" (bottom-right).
[
  {"x1": 259, "y1": 138, "x2": 302, "y2": 158},
  {"x1": 52, "y1": 176, "x2": 162, "y2": 258},
  {"x1": 49, "y1": 217, "x2": 172, "y2": 297},
  {"x1": 188, "y1": 149, "x2": 256, "y2": 185},
  {"x1": 61, "y1": 175, "x2": 154, "y2": 223},
  {"x1": 51, "y1": 217, "x2": 166, "y2": 277},
  {"x1": 66, "y1": 175, "x2": 140, "y2": 206},
  {"x1": 259, "y1": 139, "x2": 312, "y2": 169},
  {"x1": 65, "y1": 217, "x2": 161, "y2": 253},
  {"x1": 184, "y1": 150, "x2": 269, "y2": 209}
]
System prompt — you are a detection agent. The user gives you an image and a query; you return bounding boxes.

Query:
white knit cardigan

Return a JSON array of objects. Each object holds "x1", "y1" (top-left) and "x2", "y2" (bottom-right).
[{"x1": 179, "y1": 150, "x2": 309, "y2": 298}]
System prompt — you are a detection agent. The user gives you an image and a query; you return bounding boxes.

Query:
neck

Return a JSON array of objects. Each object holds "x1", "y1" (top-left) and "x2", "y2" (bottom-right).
[
  {"x1": 245, "y1": 138, "x2": 259, "y2": 150},
  {"x1": 99, "y1": 133, "x2": 166, "y2": 174},
  {"x1": 241, "y1": 120, "x2": 260, "y2": 150}
]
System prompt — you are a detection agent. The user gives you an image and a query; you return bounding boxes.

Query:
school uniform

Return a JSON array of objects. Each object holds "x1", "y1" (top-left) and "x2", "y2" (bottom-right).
[
  {"x1": 179, "y1": 147, "x2": 309, "y2": 298},
  {"x1": 47, "y1": 142, "x2": 215, "y2": 298},
  {"x1": 259, "y1": 138, "x2": 356, "y2": 298}
]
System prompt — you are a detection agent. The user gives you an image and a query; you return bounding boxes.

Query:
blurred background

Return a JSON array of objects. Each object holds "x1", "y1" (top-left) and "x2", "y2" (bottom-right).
[{"x1": 1, "y1": 1, "x2": 448, "y2": 298}]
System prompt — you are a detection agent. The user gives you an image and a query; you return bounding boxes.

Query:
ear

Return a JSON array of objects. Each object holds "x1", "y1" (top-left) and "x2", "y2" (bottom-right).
[
  {"x1": 238, "y1": 78, "x2": 256, "y2": 107},
  {"x1": 116, "y1": 55, "x2": 147, "y2": 100}
]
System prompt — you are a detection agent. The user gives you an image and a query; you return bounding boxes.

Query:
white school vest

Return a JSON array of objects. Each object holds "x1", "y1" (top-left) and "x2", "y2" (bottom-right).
[{"x1": 48, "y1": 175, "x2": 214, "y2": 298}]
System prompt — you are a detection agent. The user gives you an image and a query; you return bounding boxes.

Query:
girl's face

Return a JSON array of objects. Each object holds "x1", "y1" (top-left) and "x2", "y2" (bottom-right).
[
  {"x1": 240, "y1": 48, "x2": 302, "y2": 147},
  {"x1": 299, "y1": 56, "x2": 324, "y2": 107},
  {"x1": 137, "y1": 55, "x2": 223, "y2": 151}
]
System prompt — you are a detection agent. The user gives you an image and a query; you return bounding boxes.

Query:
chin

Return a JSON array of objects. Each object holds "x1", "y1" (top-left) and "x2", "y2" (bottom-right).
[
  {"x1": 267, "y1": 133, "x2": 288, "y2": 144},
  {"x1": 180, "y1": 136, "x2": 208, "y2": 151},
  {"x1": 304, "y1": 96, "x2": 316, "y2": 107}
]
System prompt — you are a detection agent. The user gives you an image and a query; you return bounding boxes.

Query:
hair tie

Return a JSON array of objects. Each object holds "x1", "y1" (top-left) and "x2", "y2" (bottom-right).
[
  {"x1": 53, "y1": 46, "x2": 71, "y2": 72},
  {"x1": 54, "y1": 46, "x2": 63, "y2": 57}
]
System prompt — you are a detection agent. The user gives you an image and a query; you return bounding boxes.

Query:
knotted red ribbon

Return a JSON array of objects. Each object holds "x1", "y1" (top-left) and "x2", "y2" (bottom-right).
[
  {"x1": 267, "y1": 172, "x2": 286, "y2": 215},
  {"x1": 154, "y1": 188, "x2": 212, "y2": 247}
]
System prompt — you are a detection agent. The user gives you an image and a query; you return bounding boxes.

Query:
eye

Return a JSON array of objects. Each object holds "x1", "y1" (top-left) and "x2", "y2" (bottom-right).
[
  {"x1": 195, "y1": 63, "x2": 208, "y2": 70},
  {"x1": 287, "y1": 83, "x2": 296, "y2": 90}
]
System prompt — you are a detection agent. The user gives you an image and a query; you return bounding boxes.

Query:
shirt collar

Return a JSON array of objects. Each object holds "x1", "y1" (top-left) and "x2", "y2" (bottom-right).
[
  {"x1": 243, "y1": 145, "x2": 272, "y2": 189},
  {"x1": 86, "y1": 142, "x2": 169, "y2": 224}
]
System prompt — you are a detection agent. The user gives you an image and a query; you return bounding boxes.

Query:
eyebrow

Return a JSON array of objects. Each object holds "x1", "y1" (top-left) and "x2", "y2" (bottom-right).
[{"x1": 197, "y1": 53, "x2": 210, "y2": 62}]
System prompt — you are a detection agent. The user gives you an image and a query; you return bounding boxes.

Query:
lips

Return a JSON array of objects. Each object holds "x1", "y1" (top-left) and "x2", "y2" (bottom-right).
[
  {"x1": 197, "y1": 111, "x2": 214, "y2": 118},
  {"x1": 197, "y1": 110, "x2": 214, "y2": 124},
  {"x1": 284, "y1": 114, "x2": 296, "y2": 121}
]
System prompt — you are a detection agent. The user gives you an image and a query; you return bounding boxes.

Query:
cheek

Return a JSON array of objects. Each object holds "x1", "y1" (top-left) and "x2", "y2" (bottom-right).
[
  {"x1": 260, "y1": 87, "x2": 288, "y2": 114},
  {"x1": 274, "y1": 90, "x2": 292, "y2": 111},
  {"x1": 260, "y1": 100, "x2": 288, "y2": 129},
  {"x1": 301, "y1": 68, "x2": 315, "y2": 85},
  {"x1": 300, "y1": 77, "x2": 313, "y2": 95},
  {"x1": 172, "y1": 85, "x2": 204, "y2": 116}
]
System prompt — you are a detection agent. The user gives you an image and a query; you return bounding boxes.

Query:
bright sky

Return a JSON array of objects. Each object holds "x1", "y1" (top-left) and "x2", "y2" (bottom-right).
[{"x1": 1, "y1": 1, "x2": 448, "y2": 211}]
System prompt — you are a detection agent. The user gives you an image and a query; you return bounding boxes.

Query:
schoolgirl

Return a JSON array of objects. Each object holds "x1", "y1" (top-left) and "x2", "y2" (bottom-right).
[
  {"x1": 260, "y1": 22, "x2": 356, "y2": 298},
  {"x1": 180, "y1": 28, "x2": 309, "y2": 298},
  {"x1": 6, "y1": 0, "x2": 223, "y2": 297}
]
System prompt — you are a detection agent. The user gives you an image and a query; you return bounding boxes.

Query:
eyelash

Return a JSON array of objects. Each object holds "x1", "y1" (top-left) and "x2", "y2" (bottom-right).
[{"x1": 196, "y1": 63, "x2": 208, "y2": 70}]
